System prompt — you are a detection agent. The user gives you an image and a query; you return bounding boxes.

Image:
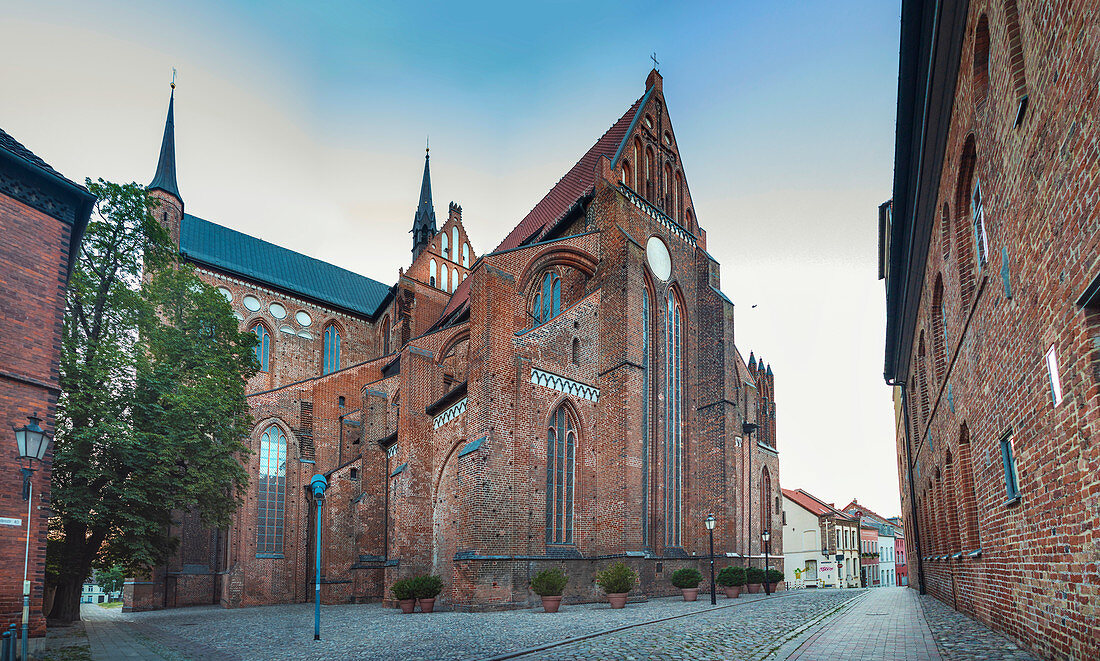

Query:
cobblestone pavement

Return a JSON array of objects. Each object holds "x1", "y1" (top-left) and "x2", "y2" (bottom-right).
[
  {"x1": 783, "y1": 588, "x2": 940, "y2": 661},
  {"x1": 918, "y1": 593, "x2": 1038, "y2": 661},
  {"x1": 88, "y1": 590, "x2": 858, "y2": 660}
]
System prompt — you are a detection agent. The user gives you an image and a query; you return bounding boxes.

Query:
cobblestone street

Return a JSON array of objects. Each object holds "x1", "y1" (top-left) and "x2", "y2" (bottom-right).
[{"x1": 72, "y1": 587, "x2": 1041, "y2": 661}]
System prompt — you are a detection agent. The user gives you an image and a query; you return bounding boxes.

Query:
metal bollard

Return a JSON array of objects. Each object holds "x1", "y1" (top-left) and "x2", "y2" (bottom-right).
[
  {"x1": 1, "y1": 629, "x2": 9, "y2": 661},
  {"x1": 9, "y1": 623, "x2": 17, "y2": 661}
]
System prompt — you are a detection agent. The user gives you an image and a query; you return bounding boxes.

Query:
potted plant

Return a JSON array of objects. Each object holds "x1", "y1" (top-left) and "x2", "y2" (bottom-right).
[
  {"x1": 530, "y1": 568, "x2": 569, "y2": 613},
  {"x1": 765, "y1": 569, "x2": 785, "y2": 592},
  {"x1": 717, "y1": 566, "x2": 745, "y2": 598},
  {"x1": 669, "y1": 567, "x2": 703, "y2": 601},
  {"x1": 391, "y1": 578, "x2": 416, "y2": 614},
  {"x1": 414, "y1": 575, "x2": 443, "y2": 613},
  {"x1": 746, "y1": 567, "x2": 766, "y2": 594},
  {"x1": 595, "y1": 562, "x2": 637, "y2": 609}
]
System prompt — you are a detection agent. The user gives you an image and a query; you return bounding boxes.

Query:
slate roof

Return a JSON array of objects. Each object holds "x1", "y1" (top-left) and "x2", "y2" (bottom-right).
[
  {"x1": 433, "y1": 85, "x2": 653, "y2": 326},
  {"x1": 149, "y1": 90, "x2": 180, "y2": 200},
  {"x1": 0, "y1": 128, "x2": 69, "y2": 181},
  {"x1": 180, "y1": 214, "x2": 391, "y2": 317}
]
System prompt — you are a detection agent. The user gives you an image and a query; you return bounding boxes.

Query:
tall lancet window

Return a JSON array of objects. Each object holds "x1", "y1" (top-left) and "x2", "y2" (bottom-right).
[
  {"x1": 441, "y1": 232, "x2": 449, "y2": 259},
  {"x1": 323, "y1": 324, "x2": 341, "y2": 374},
  {"x1": 257, "y1": 425, "x2": 288, "y2": 555},
  {"x1": 252, "y1": 323, "x2": 270, "y2": 373},
  {"x1": 664, "y1": 293, "x2": 683, "y2": 548},
  {"x1": 641, "y1": 287, "x2": 651, "y2": 548},
  {"x1": 452, "y1": 267, "x2": 459, "y2": 293},
  {"x1": 545, "y1": 404, "x2": 577, "y2": 545}
]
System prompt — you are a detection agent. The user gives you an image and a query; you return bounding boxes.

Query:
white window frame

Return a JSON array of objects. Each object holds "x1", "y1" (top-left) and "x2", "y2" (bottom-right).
[{"x1": 1045, "y1": 344, "x2": 1063, "y2": 406}]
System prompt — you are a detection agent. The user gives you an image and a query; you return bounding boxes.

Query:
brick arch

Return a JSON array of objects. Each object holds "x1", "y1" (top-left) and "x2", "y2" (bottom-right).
[
  {"x1": 250, "y1": 416, "x2": 302, "y2": 459},
  {"x1": 544, "y1": 397, "x2": 585, "y2": 546},
  {"x1": 431, "y1": 436, "x2": 470, "y2": 598},
  {"x1": 940, "y1": 203, "x2": 952, "y2": 261},
  {"x1": 932, "y1": 275, "x2": 947, "y2": 384},
  {"x1": 1002, "y1": 0, "x2": 1028, "y2": 102},
  {"x1": 973, "y1": 14, "x2": 991, "y2": 107},
  {"x1": 517, "y1": 245, "x2": 599, "y2": 294},
  {"x1": 954, "y1": 135, "x2": 979, "y2": 310},
  {"x1": 379, "y1": 315, "x2": 391, "y2": 356}
]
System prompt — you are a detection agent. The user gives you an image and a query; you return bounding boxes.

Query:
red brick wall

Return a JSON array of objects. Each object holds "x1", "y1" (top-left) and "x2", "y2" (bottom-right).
[
  {"x1": 895, "y1": 2, "x2": 1100, "y2": 658},
  {"x1": 0, "y1": 194, "x2": 71, "y2": 637}
]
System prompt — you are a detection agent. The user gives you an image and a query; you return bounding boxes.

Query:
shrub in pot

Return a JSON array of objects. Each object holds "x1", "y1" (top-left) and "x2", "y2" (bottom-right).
[
  {"x1": 414, "y1": 575, "x2": 444, "y2": 613},
  {"x1": 391, "y1": 578, "x2": 417, "y2": 614},
  {"x1": 530, "y1": 568, "x2": 569, "y2": 613},
  {"x1": 717, "y1": 566, "x2": 746, "y2": 598},
  {"x1": 746, "y1": 567, "x2": 766, "y2": 594},
  {"x1": 765, "y1": 569, "x2": 785, "y2": 592},
  {"x1": 669, "y1": 567, "x2": 703, "y2": 601},
  {"x1": 595, "y1": 562, "x2": 637, "y2": 609}
]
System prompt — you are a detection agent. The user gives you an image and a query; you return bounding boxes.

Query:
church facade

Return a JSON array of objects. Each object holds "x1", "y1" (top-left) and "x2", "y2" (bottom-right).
[{"x1": 124, "y1": 69, "x2": 784, "y2": 611}]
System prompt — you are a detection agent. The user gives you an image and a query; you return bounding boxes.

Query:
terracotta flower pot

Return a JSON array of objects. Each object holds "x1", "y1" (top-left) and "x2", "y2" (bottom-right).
[
  {"x1": 681, "y1": 588, "x2": 699, "y2": 602},
  {"x1": 722, "y1": 586, "x2": 741, "y2": 598},
  {"x1": 418, "y1": 597, "x2": 436, "y2": 613},
  {"x1": 399, "y1": 598, "x2": 416, "y2": 614},
  {"x1": 540, "y1": 595, "x2": 563, "y2": 613},
  {"x1": 606, "y1": 592, "x2": 629, "y2": 609},
  {"x1": 747, "y1": 583, "x2": 761, "y2": 594}
]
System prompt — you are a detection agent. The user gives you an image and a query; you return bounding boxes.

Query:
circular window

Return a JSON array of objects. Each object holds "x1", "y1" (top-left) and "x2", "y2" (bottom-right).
[
  {"x1": 242, "y1": 295, "x2": 261, "y2": 312},
  {"x1": 295, "y1": 311, "x2": 312, "y2": 327},
  {"x1": 646, "y1": 236, "x2": 672, "y2": 281},
  {"x1": 217, "y1": 287, "x2": 233, "y2": 302},
  {"x1": 269, "y1": 303, "x2": 287, "y2": 319}
]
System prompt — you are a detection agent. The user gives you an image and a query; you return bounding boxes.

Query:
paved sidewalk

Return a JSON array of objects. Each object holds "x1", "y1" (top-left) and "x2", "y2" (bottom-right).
[
  {"x1": 83, "y1": 611, "x2": 167, "y2": 660},
  {"x1": 784, "y1": 588, "x2": 941, "y2": 661}
]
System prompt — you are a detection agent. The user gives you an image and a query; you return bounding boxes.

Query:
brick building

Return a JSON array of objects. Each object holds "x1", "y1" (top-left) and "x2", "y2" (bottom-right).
[
  {"x1": 882, "y1": 0, "x2": 1099, "y2": 658},
  {"x1": 125, "y1": 69, "x2": 784, "y2": 611},
  {"x1": 0, "y1": 129, "x2": 94, "y2": 643}
]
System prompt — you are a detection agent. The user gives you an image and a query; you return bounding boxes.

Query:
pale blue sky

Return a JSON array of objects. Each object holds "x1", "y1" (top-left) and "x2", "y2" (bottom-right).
[{"x1": 1, "y1": 0, "x2": 903, "y2": 515}]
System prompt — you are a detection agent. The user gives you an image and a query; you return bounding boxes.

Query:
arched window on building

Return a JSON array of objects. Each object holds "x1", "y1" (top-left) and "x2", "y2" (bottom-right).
[
  {"x1": 664, "y1": 292, "x2": 683, "y2": 548},
  {"x1": 257, "y1": 425, "x2": 288, "y2": 555},
  {"x1": 973, "y1": 15, "x2": 990, "y2": 107},
  {"x1": 323, "y1": 324, "x2": 341, "y2": 375},
  {"x1": 761, "y1": 466, "x2": 773, "y2": 536},
  {"x1": 429, "y1": 258, "x2": 437, "y2": 288},
  {"x1": 955, "y1": 137, "x2": 978, "y2": 309},
  {"x1": 452, "y1": 227, "x2": 459, "y2": 261},
  {"x1": 633, "y1": 137, "x2": 642, "y2": 188},
  {"x1": 546, "y1": 404, "x2": 577, "y2": 545},
  {"x1": 663, "y1": 162, "x2": 673, "y2": 213},
  {"x1": 944, "y1": 450, "x2": 961, "y2": 551},
  {"x1": 441, "y1": 232, "x2": 449, "y2": 259},
  {"x1": 452, "y1": 267, "x2": 459, "y2": 293},
  {"x1": 641, "y1": 286, "x2": 652, "y2": 548},
  {"x1": 462, "y1": 243, "x2": 470, "y2": 268},
  {"x1": 571, "y1": 337, "x2": 579, "y2": 364},
  {"x1": 380, "y1": 317, "x2": 391, "y2": 356},
  {"x1": 252, "y1": 323, "x2": 270, "y2": 373},
  {"x1": 956, "y1": 423, "x2": 981, "y2": 549},
  {"x1": 645, "y1": 147, "x2": 656, "y2": 201},
  {"x1": 675, "y1": 171, "x2": 684, "y2": 222},
  {"x1": 1004, "y1": 0, "x2": 1029, "y2": 125},
  {"x1": 932, "y1": 276, "x2": 947, "y2": 383},
  {"x1": 971, "y1": 178, "x2": 989, "y2": 269},
  {"x1": 940, "y1": 203, "x2": 952, "y2": 261},
  {"x1": 621, "y1": 160, "x2": 632, "y2": 189},
  {"x1": 532, "y1": 271, "x2": 561, "y2": 326},
  {"x1": 917, "y1": 332, "x2": 930, "y2": 421}
]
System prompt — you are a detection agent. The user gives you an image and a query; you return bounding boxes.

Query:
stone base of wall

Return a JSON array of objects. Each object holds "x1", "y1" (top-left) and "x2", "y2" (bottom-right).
[{"x1": 123, "y1": 578, "x2": 164, "y2": 613}]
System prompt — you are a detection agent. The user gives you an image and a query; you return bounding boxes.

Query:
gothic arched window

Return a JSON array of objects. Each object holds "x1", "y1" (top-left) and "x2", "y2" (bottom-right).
[
  {"x1": 546, "y1": 404, "x2": 577, "y2": 545},
  {"x1": 381, "y1": 317, "x2": 391, "y2": 356},
  {"x1": 641, "y1": 286, "x2": 652, "y2": 547},
  {"x1": 429, "y1": 258, "x2": 437, "y2": 288},
  {"x1": 452, "y1": 227, "x2": 459, "y2": 261},
  {"x1": 761, "y1": 466, "x2": 772, "y2": 535},
  {"x1": 257, "y1": 425, "x2": 288, "y2": 554},
  {"x1": 323, "y1": 324, "x2": 341, "y2": 375},
  {"x1": 441, "y1": 232, "x2": 449, "y2": 259},
  {"x1": 462, "y1": 243, "x2": 470, "y2": 268},
  {"x1": 452, "y1": 267, "x2": 459, "y2": 293},
  {"x1": 252, "y1": 323, "x2": 270, "y2": 373},
  {"x1": 664, "y1": 293, "x2": 683, "y2": 548},
  {"x1": 533, "y1": 271, "x2": 561, "y2": 326}
]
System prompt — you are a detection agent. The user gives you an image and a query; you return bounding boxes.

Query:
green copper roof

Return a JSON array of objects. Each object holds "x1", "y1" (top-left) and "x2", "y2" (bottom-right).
[{"x1": 180, "y1": 214, "x2": 391, "y2": 317}]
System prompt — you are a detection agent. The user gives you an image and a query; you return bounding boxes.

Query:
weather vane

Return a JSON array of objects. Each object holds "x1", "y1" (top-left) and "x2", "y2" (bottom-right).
[
  {"x1": 171, "y1": 67, "x2": 177, "y2": 90},
  {"x1": 651, "y1": 52, "x2": 659, "y2": 71}
]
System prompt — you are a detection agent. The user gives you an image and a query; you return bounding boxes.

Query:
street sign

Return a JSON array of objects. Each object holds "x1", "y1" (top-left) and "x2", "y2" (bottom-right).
[{"x1": 0, "y1": 517, "x2": 22, "y2": 526}]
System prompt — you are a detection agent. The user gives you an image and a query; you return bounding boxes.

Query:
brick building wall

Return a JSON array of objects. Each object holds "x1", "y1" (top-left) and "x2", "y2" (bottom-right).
[
  {"x1": 885, "y1": 1, "x2": 1100, "y2": 658},
  {"x1": 0, "y1": 130, "x2": 93, "y2": 642}
]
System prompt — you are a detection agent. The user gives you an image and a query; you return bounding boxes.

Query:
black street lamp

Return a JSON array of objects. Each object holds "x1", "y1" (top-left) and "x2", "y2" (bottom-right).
[
  {"x1": 761, "y1": 529, "x2": 771, "y2": 596},
  {"x1": 13, "y1": 414, "x2": 51, "y2": 661},
  {"x1": 705, "y1": 514, "x2": 716, "y2": 605},
  {"x1": 310, "y1": 474, "x2": 328, "y2": 641}
]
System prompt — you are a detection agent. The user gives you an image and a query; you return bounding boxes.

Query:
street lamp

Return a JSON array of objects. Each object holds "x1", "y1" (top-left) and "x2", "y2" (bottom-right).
[
  {"x1": 13, "y1": 414, "x2": 51, "y2": 661},
  {"x1": 705, "y1": 514, "x2": 716, "y2": 605},
  {"x1": 310, "y1": 474, "x2": 328, "y2": 641},
  {"x1": 761, "y1": 529, "x2": 771, "y2": 596}
]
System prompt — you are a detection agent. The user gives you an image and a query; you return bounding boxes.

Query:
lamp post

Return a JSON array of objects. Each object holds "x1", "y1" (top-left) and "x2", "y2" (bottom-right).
[
  {"x1": 310, "y1": 474, "x2": 328, "y2": 641},
  {"x1": 705, "y1": 514, "x2": 716, "y2": 605},
  {"x1": 761, "y1": 529, "x2": 771, "y2": 596},
  {"x1": 13, "y1": 414, "x2": 51, "y2": 661}
]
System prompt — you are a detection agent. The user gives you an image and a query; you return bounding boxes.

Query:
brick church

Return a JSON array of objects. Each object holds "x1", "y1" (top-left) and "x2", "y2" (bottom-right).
[{"x1": 125, "y1": 69, "x2": 783, "y2": 611}]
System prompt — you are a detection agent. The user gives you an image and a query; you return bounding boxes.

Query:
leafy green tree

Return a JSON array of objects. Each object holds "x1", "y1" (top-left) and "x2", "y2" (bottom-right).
[
  {"x1": 96, "y1": 565, "x2": 125, "y2": 596},
  {"x1": 49, "y1": 180, "x2": 257, "y2": 623}
]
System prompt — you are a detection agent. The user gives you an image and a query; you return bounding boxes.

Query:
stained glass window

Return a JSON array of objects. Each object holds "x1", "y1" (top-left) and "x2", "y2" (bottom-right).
[
  {"x1": 323, "y1": 324, "x2": 341, "y2": 375},
  {"x1": 257, "y1": 425, "x2": 287, "y2": 555},
  {"x1": 664, "y1": 294, "x2": 683, "y2": 547},
  {"x1": 641, "y1": 287, "x2": 650, "y2": 547},
  {"x1": 534, "y1": 272, "x2": 561, "y2": 326},
  {"x1": 546, "y1": 405, "x2": 576, "y2": 545},
  {"x1": 253, "y1": 324, "x2": 270, "y2": 373}
]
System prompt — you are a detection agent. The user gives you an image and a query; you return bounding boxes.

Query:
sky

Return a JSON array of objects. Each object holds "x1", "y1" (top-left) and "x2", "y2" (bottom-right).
[{"x1": 1, "y1": 1, "x2": 904, "y2": 516}]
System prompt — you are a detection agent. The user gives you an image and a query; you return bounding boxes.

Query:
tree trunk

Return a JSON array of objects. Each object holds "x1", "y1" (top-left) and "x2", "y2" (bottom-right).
[{"x1": 48, "y1": 577, "x2": 83, "y2": 624}]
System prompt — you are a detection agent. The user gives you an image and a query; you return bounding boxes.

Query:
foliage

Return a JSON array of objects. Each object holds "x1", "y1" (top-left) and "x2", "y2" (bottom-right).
[
  {"x1": 530, "y1": 568, "x2": 569, "y2": 596},
  {"x1": 413, "y1": 575, "x2": 444, "y2": 599},
  {"x1": 48, "y1": 181, "x2": 258, "y2": 623},
  {"x1": 95, "y1": 565, "x2": 125, "y2": 595},
  {"x1": 595, "y1": 562, "x2": 637, "y2": 594},
  {"x1": 745, "y1": 567, "x2": 766, "y2": 584},
  {"x1": 669, "y1": 567, "x2": 703, "y2": 589},
  {"x1": 766, "y1": 569, "x2": 785, "y2": 584},
  {"x1": 391, "y1": 578, "x2": 417, "y2": 601},
  {"x1": 716, "y1": 565, "x2": 746, "y2": 587}
]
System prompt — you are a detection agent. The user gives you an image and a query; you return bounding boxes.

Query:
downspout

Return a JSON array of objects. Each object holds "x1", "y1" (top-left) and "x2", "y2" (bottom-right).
[{"x1": 895, "y1": 380, "x2": 926, "y2": 595}]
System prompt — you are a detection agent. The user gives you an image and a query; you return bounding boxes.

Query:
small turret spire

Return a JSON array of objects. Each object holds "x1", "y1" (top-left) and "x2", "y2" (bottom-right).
[
  {"x1": 410, "y1": 144, "x2": 437, "y2": 260},
  {"x1": 149, "y1": 74, "x2": 181, "y2": 202}
]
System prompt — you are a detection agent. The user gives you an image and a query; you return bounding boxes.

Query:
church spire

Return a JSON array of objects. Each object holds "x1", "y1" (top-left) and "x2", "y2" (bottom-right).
[
  {"x1": 411, "y1": 142, "x2": 436, "y2": 260},
  {"x1": 149, "y1": 74, "x2": 181, "y2": 203}
]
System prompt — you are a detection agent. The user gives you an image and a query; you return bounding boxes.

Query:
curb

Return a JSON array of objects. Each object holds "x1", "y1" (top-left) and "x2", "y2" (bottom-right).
[{"x1": 473, "y1": 590, "x2": 805, "y2": 661}]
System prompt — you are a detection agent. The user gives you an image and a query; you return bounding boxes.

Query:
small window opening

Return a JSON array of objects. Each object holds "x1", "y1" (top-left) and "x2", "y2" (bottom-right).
[
  {"x1": 349, "y1": 468, "x2": 358, "y2": 480},
  {"x1": 338, "y1": 396, "x2": 346, "y2": 408},
  {"x1": 1045, "y1": 345, "x2": 1063, "y2": 406},
  {"x1": 572, "y1": 337, "x2": 579, "y2": 364},
  {"x1": 1000, "y1": 434, "x2": 1020, "y2": 500}
]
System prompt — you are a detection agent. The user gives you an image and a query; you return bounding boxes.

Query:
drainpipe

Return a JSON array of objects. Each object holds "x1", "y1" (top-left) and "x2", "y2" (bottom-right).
[{"x1": 896, "y1": 381, "x2": 926, "y2": 595}]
